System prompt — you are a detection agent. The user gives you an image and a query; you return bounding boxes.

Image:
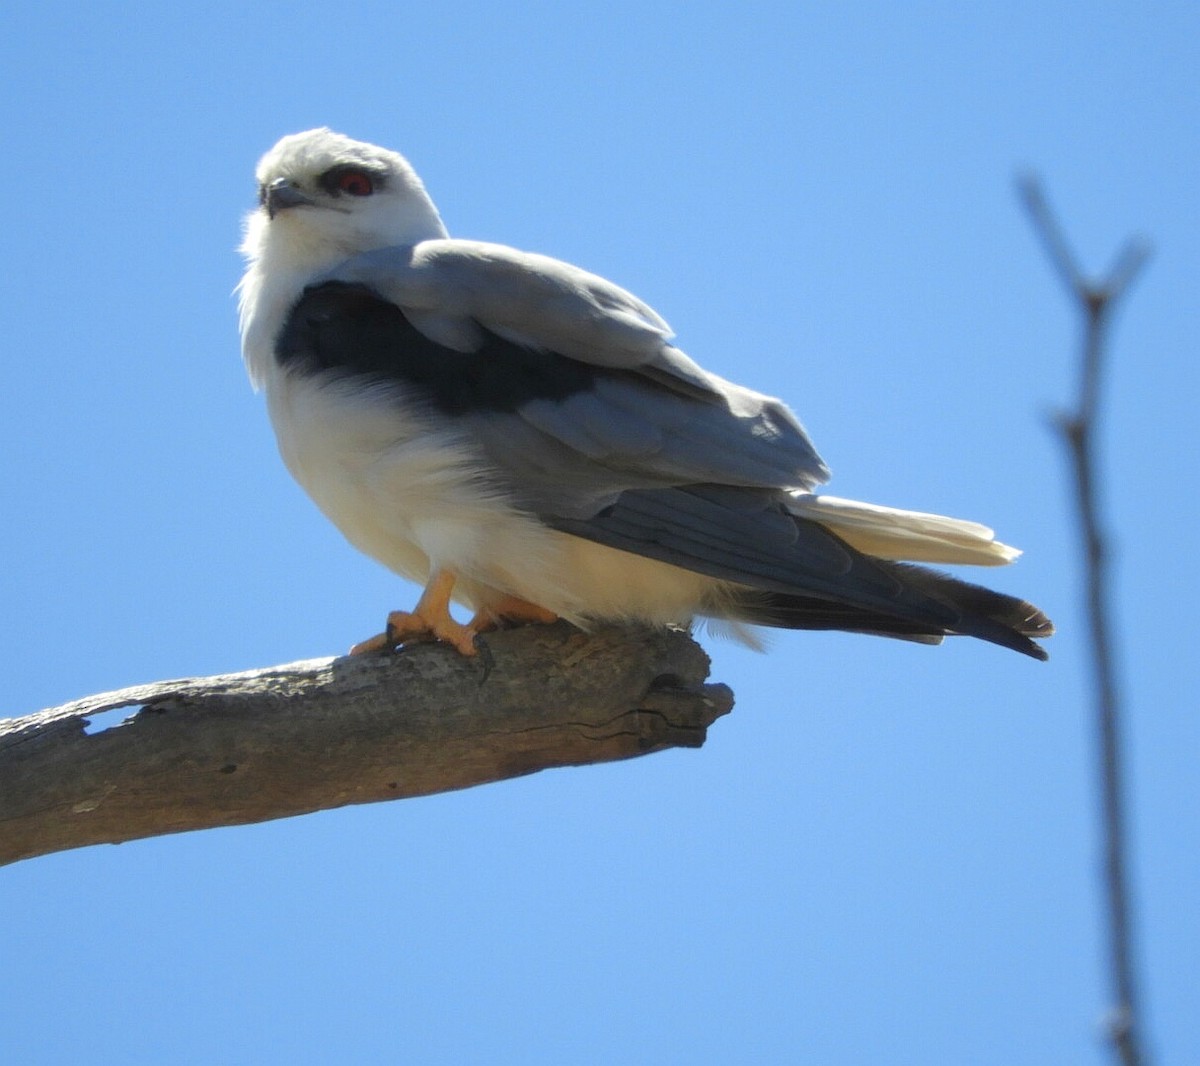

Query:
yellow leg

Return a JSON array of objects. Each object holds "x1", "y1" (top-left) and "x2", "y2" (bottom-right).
[{"x1": 350, "y1": 569, "x2": 479, "y2": 656}]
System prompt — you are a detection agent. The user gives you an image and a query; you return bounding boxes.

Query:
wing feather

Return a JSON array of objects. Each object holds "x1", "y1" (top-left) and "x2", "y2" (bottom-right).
[{"x1": 319, "y1": 240, "x2": 831, "y2": 494}]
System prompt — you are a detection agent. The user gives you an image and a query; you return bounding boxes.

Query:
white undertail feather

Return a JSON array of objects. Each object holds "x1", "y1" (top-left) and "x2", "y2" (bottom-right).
[{"x1": 788, "y1": 494, "x2": 1021, "y2": 566}]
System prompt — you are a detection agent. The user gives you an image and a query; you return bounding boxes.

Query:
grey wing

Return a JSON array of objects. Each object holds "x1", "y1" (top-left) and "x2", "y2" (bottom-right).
[
  {"x1": 552, "y1": 484, "x2": 865, "y2": 592},
  {"x1": 323, "y1": 239, "x2": 830, "y2": 515}
]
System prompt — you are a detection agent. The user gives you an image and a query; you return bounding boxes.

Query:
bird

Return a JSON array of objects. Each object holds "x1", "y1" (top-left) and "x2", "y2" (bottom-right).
[{"x1": 238, "y1": 128, "x2": 1052, "y2": 660}]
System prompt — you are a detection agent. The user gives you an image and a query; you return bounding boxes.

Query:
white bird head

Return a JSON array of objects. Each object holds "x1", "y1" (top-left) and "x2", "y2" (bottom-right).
[
  {"x1": 238, "y1": 128, "x2": 449, "y2": 385},
  {"x1": 241, "y1": 128, "x2": 448, "y2": 277}
]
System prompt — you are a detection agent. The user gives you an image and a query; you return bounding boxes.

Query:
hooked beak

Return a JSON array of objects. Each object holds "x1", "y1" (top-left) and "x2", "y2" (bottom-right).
[{"x1": 263, "y1": 177, "x2": 314, "y2": 219}]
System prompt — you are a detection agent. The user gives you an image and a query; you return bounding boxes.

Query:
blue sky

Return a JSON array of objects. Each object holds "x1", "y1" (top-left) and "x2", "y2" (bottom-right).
[{"x1": 1, "y1": 3, "x2": 1196, "y2": 1063}]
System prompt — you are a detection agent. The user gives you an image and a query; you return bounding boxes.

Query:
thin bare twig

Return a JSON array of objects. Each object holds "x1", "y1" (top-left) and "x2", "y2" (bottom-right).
[{"x1": 1018, "y1": 175, "x2": 1152, "y2": 1066}]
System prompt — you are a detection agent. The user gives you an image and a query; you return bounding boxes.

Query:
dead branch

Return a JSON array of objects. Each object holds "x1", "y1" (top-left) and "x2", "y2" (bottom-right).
[
  {"x1": 0, "y1": 622, "x2": 733, "y2": 867},
  {"x1": 1019, "y1": 175, "x2": 1152, "y2": 1066}
]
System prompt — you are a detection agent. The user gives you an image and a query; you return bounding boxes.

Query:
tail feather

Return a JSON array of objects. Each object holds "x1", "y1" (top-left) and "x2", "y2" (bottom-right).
[
  {"x1": 552, "y1": 484, "x2": 1052, "y2": 660},
  {"x1": 788, "y1": 494, "x2": 1021, "y2": 566},
  {"x1": 726, "y1": 557, "x2": 1053, "y2": 660}
]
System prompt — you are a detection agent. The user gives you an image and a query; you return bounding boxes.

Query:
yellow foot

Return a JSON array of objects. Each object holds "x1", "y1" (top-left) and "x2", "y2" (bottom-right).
[
  {"x1": 349, "y1": 610, "x2": 479, "y2": 657},
  {"x1": 348, "y1": 569, "x2": 479, "y2": 657},
  {"x1": 469, "y1": 596, "x2": 559, "y2": 633}
]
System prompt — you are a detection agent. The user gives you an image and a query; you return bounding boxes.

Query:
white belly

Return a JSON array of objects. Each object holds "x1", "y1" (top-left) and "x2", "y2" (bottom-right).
[{"x1": 264, "y1": 372, "x2": 722, "y2": 626}]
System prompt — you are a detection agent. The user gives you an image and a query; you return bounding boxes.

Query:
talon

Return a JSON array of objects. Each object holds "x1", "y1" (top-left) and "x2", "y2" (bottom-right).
[
  {"x1": 396, "y1": 607, "x2": 478, "y2": 656},
  {"x1": 349, "y1": 568, "x2": 479, "y2": 656},
  {"x1": 474, "y1": 637, "x2": 496, "y2": 682},
  {"x1": 349, "y1": 631, "x2": 396, "y2": 656}
]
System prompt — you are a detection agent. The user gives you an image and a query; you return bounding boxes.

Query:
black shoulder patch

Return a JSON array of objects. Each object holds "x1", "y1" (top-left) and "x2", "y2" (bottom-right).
[{"x1": 274, "y1": 281, "x2": 599, "y2": 415}]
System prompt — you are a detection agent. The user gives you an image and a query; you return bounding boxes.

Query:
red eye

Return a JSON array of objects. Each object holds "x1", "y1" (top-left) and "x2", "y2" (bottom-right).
[{"x1": 336, "y1": 169, "x2": 374, "y2": 196}]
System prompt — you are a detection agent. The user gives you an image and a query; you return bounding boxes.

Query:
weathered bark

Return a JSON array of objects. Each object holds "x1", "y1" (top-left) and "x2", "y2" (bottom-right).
[{"x1": 0, "y1": 622, "x2": 732, "y2": 866}]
